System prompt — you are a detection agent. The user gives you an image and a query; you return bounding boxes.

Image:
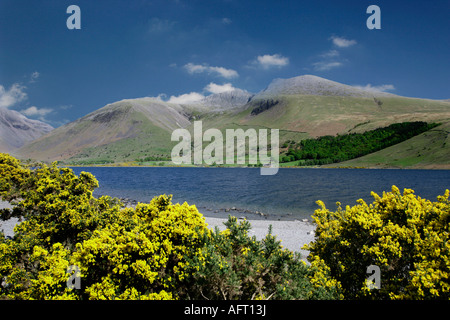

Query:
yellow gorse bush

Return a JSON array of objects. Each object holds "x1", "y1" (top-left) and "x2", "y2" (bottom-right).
[
  {"x1": 0, "y1": 153, "x2": 338, "y2": 300},
  {"x1": 2, "y1": 152, "x2": 448, "y2": 300},
  {"x1": 0, "y1": 153, "x2": 208, "y2": 299},
  {"x1": 304, "y1": 185, "x2": 450, "y2": 299}
]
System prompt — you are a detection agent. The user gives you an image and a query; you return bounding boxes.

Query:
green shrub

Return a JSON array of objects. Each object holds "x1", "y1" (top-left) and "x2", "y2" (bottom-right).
[{"x1": 185, "y1": 217, "x2": 338, "y2": 300}]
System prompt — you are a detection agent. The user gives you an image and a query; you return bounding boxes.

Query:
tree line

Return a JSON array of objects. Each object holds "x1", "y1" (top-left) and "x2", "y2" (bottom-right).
[{"x1": 281, "y1": 121, "x2": 439, "y2": 165}]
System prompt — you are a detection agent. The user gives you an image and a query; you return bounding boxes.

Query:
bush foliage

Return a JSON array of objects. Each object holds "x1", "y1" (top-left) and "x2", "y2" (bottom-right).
[
  {"x1": 1, "y1": 153, "x2": 448, "y2": 300},
  {"x1": 185, "y1": 217, "x2": 335, "y2": 300},
  {"x1": 0, "y1": 153, "x2": 336, "y2": 300},
  {"x1": 304, "y1": 186, "x2": 450, "y2": 299}
]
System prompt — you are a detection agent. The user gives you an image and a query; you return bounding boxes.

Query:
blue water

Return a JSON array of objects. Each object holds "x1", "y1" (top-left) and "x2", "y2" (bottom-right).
[{"x1": 70, "y1": 167, "x2": 450, "y2": 220}]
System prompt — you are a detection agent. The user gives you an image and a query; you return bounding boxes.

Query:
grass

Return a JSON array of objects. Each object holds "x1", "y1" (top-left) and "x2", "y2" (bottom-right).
[{"x1": 325, "y1": 121, "x2": 450, "y2": 169}]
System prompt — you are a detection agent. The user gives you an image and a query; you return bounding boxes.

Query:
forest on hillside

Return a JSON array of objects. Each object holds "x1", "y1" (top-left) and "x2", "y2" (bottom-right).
[{"x1": 281, "y1": 121, "x2": 439, "y2": 165}]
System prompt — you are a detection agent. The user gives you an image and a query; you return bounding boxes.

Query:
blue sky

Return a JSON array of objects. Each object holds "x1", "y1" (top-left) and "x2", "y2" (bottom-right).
[{"x1": 0, "y1": 0, "x2": 449, "y2": 127}]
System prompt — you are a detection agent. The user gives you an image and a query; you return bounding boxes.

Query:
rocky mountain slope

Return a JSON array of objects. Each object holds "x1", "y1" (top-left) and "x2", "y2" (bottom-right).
[
  {"x1": 0, "y1": 107, "x2": 53, "y2": 153},
  {"x1": 254, "y1": 75, "x2": 396, "y2": 99},
  {"x1": 14, "y1": 98, "x2": 191, "y2": 162},
  {"x1": 197, "y1": 88, "x2": 253, "y2": 110}
]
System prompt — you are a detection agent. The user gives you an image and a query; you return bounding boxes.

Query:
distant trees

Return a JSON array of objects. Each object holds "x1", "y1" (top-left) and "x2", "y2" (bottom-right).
[
  {"x1": 136, "y1": 155, "x2": 171, "y2": 163},
  {"x1": 281, "y1": 122, "x2": 439, "y2": 165},
  {"x1": 69, "y1": 159, "x2": 114, "y2": 165}
]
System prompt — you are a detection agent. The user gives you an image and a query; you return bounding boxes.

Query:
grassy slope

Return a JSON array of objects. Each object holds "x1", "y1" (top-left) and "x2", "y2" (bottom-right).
[
  {"x1": 66, "y1": 115, "x2": 174, "y2": 164},
  {"x1": 175, "y1": 95, "x2": 450, "y2": 169},
  {"x1": 197, "y1": 94, "x2": 449, "y2": 144},
  {"x1": 199, "y1": 95, "x2": 450, "y2": 135},
  {"x1": 14, "y1": 99, "x2": 188, "y2": 163}
]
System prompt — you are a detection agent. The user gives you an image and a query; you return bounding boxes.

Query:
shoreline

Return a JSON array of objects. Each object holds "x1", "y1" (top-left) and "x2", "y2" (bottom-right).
[
  {"x1": 61, "y1": 163, "x2": 450, "y2": 170},
  {"x1": 0, "y1": 200, "x2": 315, "y2": 256},
  {"x1": 204, "y1": 216, "x2": 314, "y2": 257},
  {"x1": 117, "y1": 197, "x2": 311, "y2": 222}
]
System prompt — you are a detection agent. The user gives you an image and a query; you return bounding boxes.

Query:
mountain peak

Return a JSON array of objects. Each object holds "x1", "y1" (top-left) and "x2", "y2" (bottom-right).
[
  {"x1": 198, "y1": 88, "x2": 253, "y2": 110},
  {"x1": 254, "y1": 74, "x2": 396, "y2": 99},
  {"x1": 0, "y1": 107, "x2": 54, "y2": 152}
]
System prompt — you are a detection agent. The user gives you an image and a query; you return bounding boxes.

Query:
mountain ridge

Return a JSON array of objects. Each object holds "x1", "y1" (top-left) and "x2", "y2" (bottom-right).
[
  {"x1": 196, "y1": 88, "x2": 253, "y2": 110},
  {"x1": 253, "y1": 75, "x2": 397, "y2": 100},
  {"x1": 11, "y1": 75, "x2": 450, "y2": 168}
]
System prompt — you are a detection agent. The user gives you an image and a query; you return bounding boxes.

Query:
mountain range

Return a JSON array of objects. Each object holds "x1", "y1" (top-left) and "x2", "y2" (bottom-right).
[{"x1": 7, "y1": 75, "x2": 450, "y2": 169}]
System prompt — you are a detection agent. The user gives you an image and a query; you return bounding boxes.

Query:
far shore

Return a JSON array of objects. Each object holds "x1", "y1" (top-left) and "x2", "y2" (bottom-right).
[
  {"x1": 10, "y1": 153, "x2": 450, "y2": 170},
  {"x1": 57, "y1": 162, "x2": 450, "y2": 170}
]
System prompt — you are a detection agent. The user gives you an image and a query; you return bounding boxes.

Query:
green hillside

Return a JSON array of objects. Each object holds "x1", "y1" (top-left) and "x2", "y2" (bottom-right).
[
  {"x1": 190, "y1": 95, "x2": 450, "y2": 167},
  {"x1": 13, "y1": 76, "x2": 450, "y2": 168},
  {"x1": 324, "y1": 121, "x2": 450, "y2": 169},
  {"x1": 281, "y1": 122, "x2": 440, "y2": 165},
  {"x1": 14, "y1": 98, "x2": 189, "y2": 163},
  {"x1": 196, "y1": 95, "x2": 450, "y2": 137}
]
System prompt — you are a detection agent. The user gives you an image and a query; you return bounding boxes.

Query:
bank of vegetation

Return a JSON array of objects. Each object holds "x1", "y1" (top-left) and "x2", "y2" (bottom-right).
[
  {"x1": 0, "y1": 153, "x2": 449, "y2": 300},
  {"x1": 281, "y1": 121, "x2": 439, "y2": 165}
]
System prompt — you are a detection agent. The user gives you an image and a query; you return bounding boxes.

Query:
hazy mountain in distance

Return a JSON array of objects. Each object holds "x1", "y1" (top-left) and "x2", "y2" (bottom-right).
[{"x1": 0, "y1": 107, "x2": 53, "y2": 153}]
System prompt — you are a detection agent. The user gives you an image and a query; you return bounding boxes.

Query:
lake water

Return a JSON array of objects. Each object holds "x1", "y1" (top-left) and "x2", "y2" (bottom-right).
[{"x1": 71, "y1": 167, "x2": 450, "y2": 221}]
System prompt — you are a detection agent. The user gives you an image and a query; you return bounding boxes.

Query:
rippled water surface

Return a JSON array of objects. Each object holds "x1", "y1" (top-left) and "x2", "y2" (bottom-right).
[{"x1": 71, "y1": 167, "x2": 450, "y2": 220}]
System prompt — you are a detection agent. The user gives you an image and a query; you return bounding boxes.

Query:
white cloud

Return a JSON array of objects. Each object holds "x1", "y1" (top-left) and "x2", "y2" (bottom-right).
[
  {"x1": 310, "y1": 36, "x2": 357, "y2": 71},
  {"x1": 320, "y1": 49, "x2": 339, "y2": 58},
  {"x1": 30, "y1": 71, "x2": 40, "y2": 83},
  {"x1": 255, "y1": 54, "x2": 289, "y2": 69},
  {"x1": 161, "y1": 83, "x2": 239, "y2": 105},
  {"x1": 167, "y1": 92, "x2": 205, "y2": 104},
  {"x1": 20, "y1": 105, "x2": 54, "y2": 123},
  {"x1": 151, "y1": 93, "x2": 167, "y2": 101},
  {"x1": 21, "y1": 106, "x2": 53, "y2": 117},
  {"x1": 0, "y1": 83, "x2": 28, "y2": 108},
  {"x1": 330, "y1": 36, "x2": 357, "y2": 48},
  {"x1": 204, "y1": 82, "x2": 235, "y2": 94},
  {"x1": 184, "y1": 63, "x2": 238, "y2": 79},
  {"x1": 313, "y1": 61, "x2": 343, "y2": 71},
  {"x1": 184, "y1": 63, "x2": 208, "y2": 74},
  {"x1": 208, "y1": 66, "x2": 239, "y2": 79},
  {"x1": 353, "y1": 84, "x2": 395, "y2": 93}
]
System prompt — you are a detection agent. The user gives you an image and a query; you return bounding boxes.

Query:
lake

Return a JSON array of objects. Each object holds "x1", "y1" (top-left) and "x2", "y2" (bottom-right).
[{"x1": 71, "y1": 167, "x2": 450, "y2": 221}]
